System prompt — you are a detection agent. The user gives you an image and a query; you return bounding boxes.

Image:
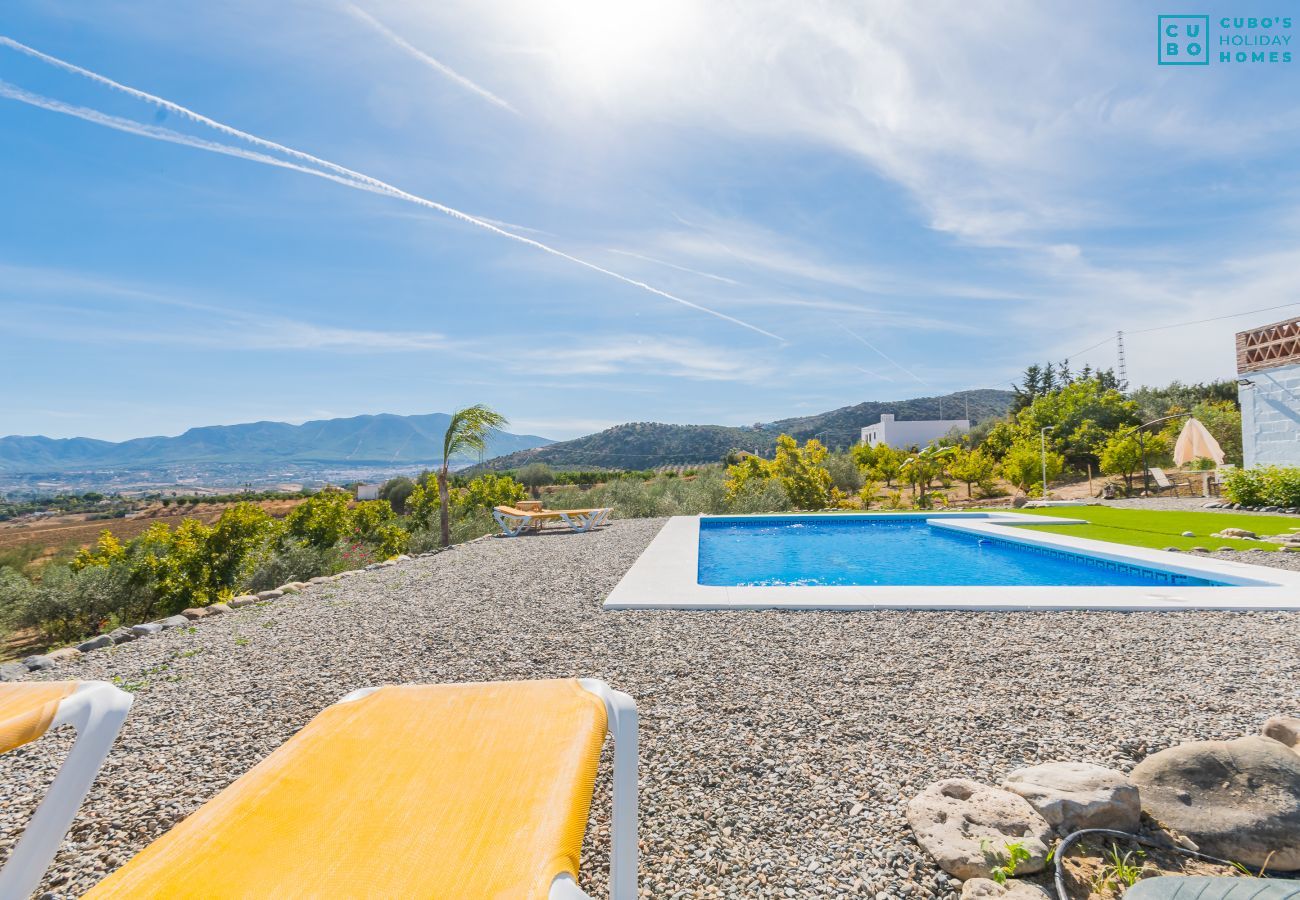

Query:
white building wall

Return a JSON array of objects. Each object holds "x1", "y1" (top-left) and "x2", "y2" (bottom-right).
[
  {"x1": 860, "y1": 414, "x2": 971, "y2": 449},
  {"x1": 1242, "y1": 362, "x2": 1300, "y2": 467},
  {"x1": 355, "y1": 483, "x2": 381, "y2": 501}
]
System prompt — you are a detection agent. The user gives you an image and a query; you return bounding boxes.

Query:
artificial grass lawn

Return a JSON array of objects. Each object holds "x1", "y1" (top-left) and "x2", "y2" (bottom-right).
[{"x1": 1013, "y1": 506, "x2": 1300, "y2": 552}]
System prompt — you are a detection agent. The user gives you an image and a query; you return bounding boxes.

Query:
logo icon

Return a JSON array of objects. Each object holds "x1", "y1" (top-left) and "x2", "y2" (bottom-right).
[{"x1": 1159, "y1": 15, "x2": 1210, "y2": 64}]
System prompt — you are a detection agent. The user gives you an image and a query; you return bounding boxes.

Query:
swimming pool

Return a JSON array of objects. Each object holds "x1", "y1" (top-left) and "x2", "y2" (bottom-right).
[
  {"x1": 698, "y1": 517, "x2": 1224, "y2": 587},
  {"x1": 605, "y1": 512, "x2": 1300, "y2": 611}
]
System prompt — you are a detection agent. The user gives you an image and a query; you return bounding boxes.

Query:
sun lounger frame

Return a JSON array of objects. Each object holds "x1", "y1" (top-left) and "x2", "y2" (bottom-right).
[
  {"x1": 493, "y1": 505, "x2": 613, "y2": 537},
  {"x1": 0, "y1": 682, "x2": 133, "y2": 898}
]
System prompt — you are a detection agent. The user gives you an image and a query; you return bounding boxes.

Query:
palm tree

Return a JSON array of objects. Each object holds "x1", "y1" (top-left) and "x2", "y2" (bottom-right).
[{"x1": 438, "y1": 404, "x2": 508, "y2": 546}]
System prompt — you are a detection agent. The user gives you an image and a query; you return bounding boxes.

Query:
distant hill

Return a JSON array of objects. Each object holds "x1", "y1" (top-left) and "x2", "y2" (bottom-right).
[
  {"x1": 0, "y1": 413, "x2": 554, "y2": 475},
  {"x1": 475, "y1": 389, "x2": 1013, "y2": 471}
]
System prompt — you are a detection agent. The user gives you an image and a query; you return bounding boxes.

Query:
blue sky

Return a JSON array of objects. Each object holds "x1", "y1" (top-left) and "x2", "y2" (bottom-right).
[{"x1": 3, "y1": 1, "x2": 1299, "y2": 442}]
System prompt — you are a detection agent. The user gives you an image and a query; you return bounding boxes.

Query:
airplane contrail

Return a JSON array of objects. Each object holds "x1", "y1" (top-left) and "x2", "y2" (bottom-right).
[
  {"x1": 842, "y1": 325, "x2": 928, "y2": 386},
  {"x1": 0, "y1": 36, "x2": 784, "y2": 342},
  {"x1": 342, "y1": 4, "x2": 517, "y2": 114}
]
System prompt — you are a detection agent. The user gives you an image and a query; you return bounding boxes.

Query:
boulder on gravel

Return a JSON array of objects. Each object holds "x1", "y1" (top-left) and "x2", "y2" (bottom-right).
[
  {"x1": 961, "y1": 878, "x2": 1052, "y2": 900},
  {"x1": 1003, "y1": 762, "x2": 1140, "y2": 833},
  {"x1": 229, "y1": 595, "x2": 258, "y2": 608},
  {"x1": 1263, "y1": 716, "x2": 1300, "y2": 749},
  {"x1": 181, "y1": 607, "x2": 208, "y2": 619},
  {"x1": 308, "y1": 576, "x2": 331, "y2": 585},
  {"x1": 48, "y1": 647, "x2": 82, "y2": 662},
  {"x1": 257, "y1": 589, "x2": 284, "y2": 600},
  {"x1": 107, "y1": 626, "x2": 136, "y2": 644},
  {"x1": 206, "y1": 602, "x2": 232, "y2": 615},
  {"x1": 0, "y1": 661, "x2": 28, "y2": 681},
  {"x1": 131, "y1": 623, "x2": 163, "y2": 636},
  {"x1": 1131, "y1": 735, "x2": 1300, "y2": 869},
  {"x1": 76, "y1": 634, "x2": 114, "y2": 652},
  {"x1": 156, "y1": 615, "x2": 190, "y2": 629},
  {"x1": 906, "y1": 779, "x2": 1052, "y2": 880},
  {"x1": 23, "y1": 655, "x2": 55, "y2": 671}
]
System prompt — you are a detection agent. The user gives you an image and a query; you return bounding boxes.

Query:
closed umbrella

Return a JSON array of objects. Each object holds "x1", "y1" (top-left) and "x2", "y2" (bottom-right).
[{"x1": 1173, "y1": 417, "x2": 1225, "y2": 466}]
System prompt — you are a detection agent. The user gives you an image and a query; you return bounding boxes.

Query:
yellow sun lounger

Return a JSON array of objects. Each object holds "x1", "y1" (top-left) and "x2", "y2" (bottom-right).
[
  {"x1": 493, "y1": 505, "x2": 613, "y2": 537},
  {"x1": 0, "y1": 681, "x2": 134, "y2": 898},
  {"x1": 84, "y1": 678, "x2": 638, "y2": 899}
]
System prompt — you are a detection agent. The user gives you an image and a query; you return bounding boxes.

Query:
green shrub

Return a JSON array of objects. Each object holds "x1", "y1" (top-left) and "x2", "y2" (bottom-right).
[
  {"x1": 1223, "y1": 466, "x2": 1300, "y2": 507},
  {"x1": 245, "y1": 543, "x2": 335, "y2": 592}
]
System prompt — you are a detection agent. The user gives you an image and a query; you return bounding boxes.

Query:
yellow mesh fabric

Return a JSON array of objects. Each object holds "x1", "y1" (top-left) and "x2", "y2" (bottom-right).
[
  {"x1": 86, "y1": 679, "x2": 608, "y2": 899},
  {"x1": 0, "y1": 682, "x2": 77, "y2": 755}
]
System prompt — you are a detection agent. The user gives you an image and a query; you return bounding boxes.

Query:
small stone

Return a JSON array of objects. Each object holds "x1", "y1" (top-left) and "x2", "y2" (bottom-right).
[
  {"x1": 1263, "y1": 715, "x2": 1300, "y2": 749},
  {"x1": 1163, "y1": 547, "x2": 1180, "y2": 552},
  {"x1": 1216, "y1": 547, "x2": 1236, "y2": 552},
  {"x1": 308, "y1": 576, "x2": 331, "y2": 585},
  {"x1": 23, "y1": 655, "x2": 55, "y2": 671},
  {"x1": 107, "y1": 627, "x2": 136, "y2": 644},
  {"x1": 905, "y1": 779, "x2": 1052, "y2": 880},
  {"x1": 76, "y1": 634, "x2": 115, "y2": 652},
  {"x1": 229, "y1": 596, "x2": 258, "y2": 608},
  {"x1": 395, "y1": 554, "x2": 412, "y2": 561},
  {"x1": 961, "y1": 878, "x2": 1052, "y2": 899},
  {"x1": 0, "y1": 661, "x2": 29, "y2": 681},
  {"x1": 1002, "y1": 762, "x2": 1140, "y2": 833},
  {"x1": 257, "y1": 589, "x2": 284, "y2": 600},
  {"x1": 1190, "y1": 547, "x2": 1209, "y2": 553},
  {"x1": 156, "y1": 615, "x2": 190, "y2": 629},
  {"x1": 1181, "y1": 531, "x2": 1195, "y2": 537},
  {"x1": 47, "y1": 647, "x2": 82, "y2": 662},
  {"x1": 181, "y1": 608, "x2": 208, "y2": 619},
  {"x1": 131, "y1": 623, "x2": 163, "y2": 636},
  {"x1": 206, "y1": 602, "x2": 232, "y2": 615}
]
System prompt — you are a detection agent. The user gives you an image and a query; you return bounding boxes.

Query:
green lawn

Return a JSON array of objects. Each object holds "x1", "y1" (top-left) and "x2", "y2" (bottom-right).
[{"x1": 1012, "y1": 506, "x2": 1300, "y2": 552}]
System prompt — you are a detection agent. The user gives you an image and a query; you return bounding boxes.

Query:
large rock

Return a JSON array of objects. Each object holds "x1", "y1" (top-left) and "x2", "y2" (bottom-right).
[
  {"x1": 131, "y1": 623, "x2": 163, "y2": 636},
  {"x1": 1215, "y1": 528, "x2": 1258, "y2": 539},
  {"x1": 1263, "y1": 716, "x2": 1300, "y2": 749},
  {"x1": 229, "y1": 595, "x2": 258, "y2": 608},
  {"x1": 906, "y1": 779, "x2": 1052, "y2": 880},
  {"x1": 0, "y1": 661, "x2": 28, "y2": 681},
  {"x1": 961, "y1": 879, "x2": 1052, "y2": 900},
  {"x1": 107, "y1": 626, "x2": 136, "y2": 644},
  {"x1": 23, "y1": 655, "x2": 55, "y2": 671},
  {"x1": 1131, "y1": 735, "x2": 1300, "y2": 869},
  {"x1": 47, "y1": 647, "x2": 81, "y2": 662},
  {"x1": 257, "y1": 589, "x2": 284, "y2": 601},
  {"x1": 156, "y1": 615, "x2": 190, "y2": 629},
  {"x1": 1002, "y1": 762, "x2": 1140, "y2": 833}
]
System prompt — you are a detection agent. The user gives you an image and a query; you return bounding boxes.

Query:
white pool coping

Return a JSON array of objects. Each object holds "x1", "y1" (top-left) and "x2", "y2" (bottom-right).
[{"x1": 604, "y1": 512, "x2": 1300, "y2": 612}]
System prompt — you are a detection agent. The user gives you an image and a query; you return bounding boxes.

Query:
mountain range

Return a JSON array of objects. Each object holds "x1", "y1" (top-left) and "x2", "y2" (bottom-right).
[
  {"x1": 474, "y1": 389, "x2": 1014, "y2": 471},
  {"x1": 0, "y1": 413, "x2": 554, "y2": 475}
]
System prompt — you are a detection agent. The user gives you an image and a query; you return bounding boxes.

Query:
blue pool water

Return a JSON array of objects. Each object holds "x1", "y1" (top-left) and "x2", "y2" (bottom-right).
[{"x1": 697, "y1": 516, "x2": 1226, "y2": 587}]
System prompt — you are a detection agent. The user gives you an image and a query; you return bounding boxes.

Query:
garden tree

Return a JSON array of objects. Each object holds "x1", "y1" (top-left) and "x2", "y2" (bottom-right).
[
  {"x1": 984, "y1": 376, "x2": 1138, "y2": 471},
  {"x1": 457, "y1": 473, "x2": 527, "y2": 512},
  {"x1": 723, "y1": 453, "x2": 773, "y2": 500},
  {"x1": 864, "y1": 443, "x2": 906, "y2": 486},
  {"x1": 406, "y1": 473, "x2": 440, "y2": 529},
  {"x1": 850, "y1": 442, "x2": 876, "y2": 470},
  {"x1": 825, "y1": 451, "x2": 864, "y2": 494},
  {"x1": 770, "y1": 435, "x2": 837, "y2": 509},
  {"x1": 946, "y1": 446, "x2": 998, "y2": 498},
  {"x1": 1098, "y1": 431, "x2": 1169, "y2": 493},
  {"x1": 999, "y1": 440, "x2": 1063, "y2": 496},
  {"x1": 285, "y1": 492, "x2": 354, "y2": 550},
  {"x1": 900, "y1": 445, "x2": 955, "y2": 508},
  {"x1": 378, "y1": 477, "x2": 416, "y2": 515},
  {"x1": 1131, "y1": 379, "x2": 1238, "y2": 424},
  {"x1": 437, "y1": 405, "x2": 508, "y2": 547},
  {"x1": 517, "y1": 462, "x2": 555, "y2": 499},
  {"x1": 204, "y1": 503, "x2": 279, "y2": 590}
]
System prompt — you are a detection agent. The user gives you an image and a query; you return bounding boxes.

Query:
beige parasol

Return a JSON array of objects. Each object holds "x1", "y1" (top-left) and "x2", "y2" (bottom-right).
[{"x1": 1173, "y1": 417, "x2": 1225, "y2": 466}]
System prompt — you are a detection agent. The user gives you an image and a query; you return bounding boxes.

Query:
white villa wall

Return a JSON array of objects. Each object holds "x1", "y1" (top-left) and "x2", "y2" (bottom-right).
[
  {"x1": 355, "y1": 483, "x2": 381, "y2": 501},
  {"x1": 860, "y1": 414, "x2": 970, "y2": 448},
  {"x1": 1242, "y1": 362, "x2": 1300, "y2": 467}
]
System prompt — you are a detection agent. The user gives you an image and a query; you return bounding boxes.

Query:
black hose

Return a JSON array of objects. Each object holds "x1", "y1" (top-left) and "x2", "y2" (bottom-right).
[{"x1": 1052, "y1": 828, "x2": 1274, "y2": 899}]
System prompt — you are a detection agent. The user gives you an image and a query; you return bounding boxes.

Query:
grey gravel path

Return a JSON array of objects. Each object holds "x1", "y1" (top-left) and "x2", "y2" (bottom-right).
[
  {"x1": 2, "y1": 518, "x2": 1299, "y2": 898},
  {"x1": 1097, "y1": 496, "x2": 1300, "y2": 517}
]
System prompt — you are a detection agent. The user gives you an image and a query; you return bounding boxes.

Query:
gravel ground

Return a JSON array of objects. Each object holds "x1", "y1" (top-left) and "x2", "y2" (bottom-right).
[{"x1": 3, "y1": 518, "x2": 1299, "y2": 899}]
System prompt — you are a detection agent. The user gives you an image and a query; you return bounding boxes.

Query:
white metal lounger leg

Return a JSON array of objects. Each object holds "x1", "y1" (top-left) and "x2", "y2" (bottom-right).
[
  {"x1": 575, "y1": 678, "x2": 638, "y2": 900},
  {"x1": 492, "y1": 510, "x2": 531, "y2": 537},
  {"x1": 0, "y1": 682, "x2": 133, "y2": 899},
  {"x1": 559, "y1": 510, "x2": 608, "y2": 533}
]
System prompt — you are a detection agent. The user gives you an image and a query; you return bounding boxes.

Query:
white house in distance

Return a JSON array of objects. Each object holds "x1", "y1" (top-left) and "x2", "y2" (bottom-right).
[
  {"x1": 1237, "y1": 317, "x2": 1300, "y2": 467},
  {"x1": 860, "y1": 413, "x2": 970, "y2": 449},
  {"x1": 354, "y1": 483, "x2": 382, "y2": 501}
]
